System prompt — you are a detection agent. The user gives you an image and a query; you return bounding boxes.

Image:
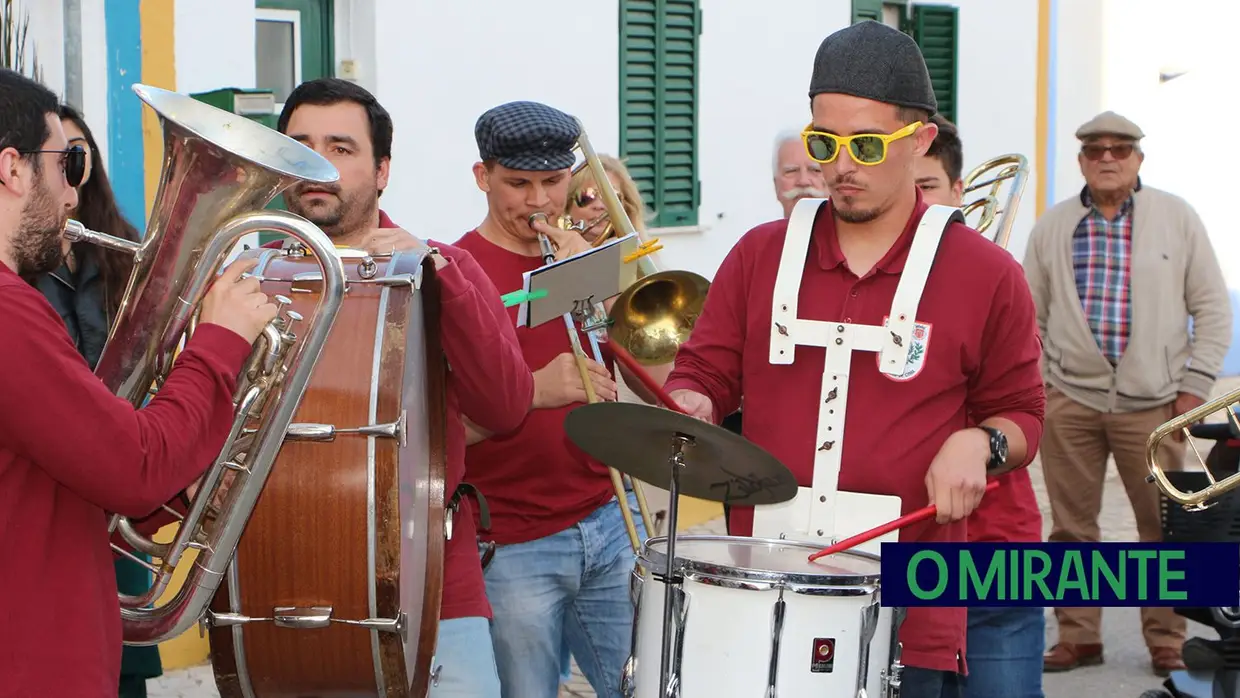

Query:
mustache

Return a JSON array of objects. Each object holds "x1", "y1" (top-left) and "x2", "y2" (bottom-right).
[
  {"x1": 829, "y1": 176, "x2": 865, "y2": 191},
  {"x1": 781, "y1": 186, "x2": 827, "y2": 201}
]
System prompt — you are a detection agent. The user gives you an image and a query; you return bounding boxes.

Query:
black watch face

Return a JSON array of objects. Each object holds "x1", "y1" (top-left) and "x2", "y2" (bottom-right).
[{"x1": 991, "y1": 430, "x2": 1008, "y2": 465}]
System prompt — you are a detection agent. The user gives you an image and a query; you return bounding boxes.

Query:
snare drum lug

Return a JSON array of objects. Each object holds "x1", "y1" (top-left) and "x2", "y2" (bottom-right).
[
  {"x1": 273, "y1": 606, "x2": 334, "y2": 629},
  {"x1": 429, "y1": 663, "x2": 443, "y2": 687},
  {"x1": 358, "y1": 255, "x2": 379, "y2": 279}
]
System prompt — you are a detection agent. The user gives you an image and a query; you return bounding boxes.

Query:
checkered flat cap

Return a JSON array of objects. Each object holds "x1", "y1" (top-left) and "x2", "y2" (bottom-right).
[{"x1": 475, "y1": 101, "x2": 581, "y2": 171}]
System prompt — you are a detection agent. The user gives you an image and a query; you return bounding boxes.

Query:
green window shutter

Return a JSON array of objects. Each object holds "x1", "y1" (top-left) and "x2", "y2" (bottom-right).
[
  {"x1": 851, "y1": 0, "x2": 884, "y2": 23},
  {"x1": 906, "y1": 4, "x2": 959, "y2": 123},
  {"x1": 619, "y1": 0, "x2": 701, "y2": 228}
]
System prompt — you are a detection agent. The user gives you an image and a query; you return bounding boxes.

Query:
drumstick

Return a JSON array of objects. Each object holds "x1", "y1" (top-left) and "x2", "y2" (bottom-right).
[
  {"x1": 609, "y1": 343, "x2": 688, "y2": 415},
  {"x1": 806, "y1": 479, "x2": 1002, "y2": 563}
]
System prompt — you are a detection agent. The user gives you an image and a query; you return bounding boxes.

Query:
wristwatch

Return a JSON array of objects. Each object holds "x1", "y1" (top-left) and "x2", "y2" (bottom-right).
[{"x1": 977, "y1": 425, "x2": 1008, "y2": 471}]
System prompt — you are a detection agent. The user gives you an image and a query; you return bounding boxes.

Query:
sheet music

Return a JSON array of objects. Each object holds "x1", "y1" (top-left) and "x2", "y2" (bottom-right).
[{"x1": 517, "y1": 233, "x2": 643, "y2": 328}]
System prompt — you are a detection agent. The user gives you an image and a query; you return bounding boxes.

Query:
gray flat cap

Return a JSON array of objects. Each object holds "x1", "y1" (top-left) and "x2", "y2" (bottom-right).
[
  {"x1": 475, "y1": 101, "x2": 581, "y2": 171},
  {"x1": 1076, "y1": 111, "x2": 1144, "y2": 141},
  {"x1": 808, "y1": 20, "x2": 937, "y2": 114}
]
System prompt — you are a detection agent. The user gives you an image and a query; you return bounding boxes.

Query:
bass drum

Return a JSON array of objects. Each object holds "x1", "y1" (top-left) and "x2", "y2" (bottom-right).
[{"x1": 208, "y1": 244, "x2": 448, "y2": 697}]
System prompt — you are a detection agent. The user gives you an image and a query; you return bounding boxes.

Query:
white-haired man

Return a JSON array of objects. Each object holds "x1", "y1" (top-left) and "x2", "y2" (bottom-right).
[{"x1": 772, "y1": 128, "x2": 826, "y2": 218}]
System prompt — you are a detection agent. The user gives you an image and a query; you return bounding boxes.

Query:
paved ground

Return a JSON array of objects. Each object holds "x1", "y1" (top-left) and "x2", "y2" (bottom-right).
[{"x1": 150, "y1": 379, "x2": 1240, "y2": 698}]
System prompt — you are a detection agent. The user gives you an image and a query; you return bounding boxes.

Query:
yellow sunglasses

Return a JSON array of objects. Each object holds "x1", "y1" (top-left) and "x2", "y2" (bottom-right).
[{"x1": 801, "y1": 121, "x2": 922, "y2": 166}]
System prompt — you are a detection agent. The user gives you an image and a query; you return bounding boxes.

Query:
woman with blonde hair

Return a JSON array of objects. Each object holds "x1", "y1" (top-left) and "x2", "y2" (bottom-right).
[{"x1": 565, "y1": 154, "x2": 654, "y2": 245}]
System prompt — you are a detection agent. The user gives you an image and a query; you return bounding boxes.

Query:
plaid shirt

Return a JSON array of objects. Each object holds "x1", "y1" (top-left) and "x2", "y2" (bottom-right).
[{"x1": 1072, "y1": 189, "x2": 1135, "y2": 364}]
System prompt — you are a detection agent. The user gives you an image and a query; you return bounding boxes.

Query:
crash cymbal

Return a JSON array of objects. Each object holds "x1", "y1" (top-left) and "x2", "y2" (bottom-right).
[{"x1": 563, "y1": 402, "x2": 798, "y2": 506}]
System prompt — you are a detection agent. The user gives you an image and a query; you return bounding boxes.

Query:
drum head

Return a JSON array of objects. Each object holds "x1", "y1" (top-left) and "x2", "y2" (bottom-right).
[{"x1": 642, "y1": 535, "x2": 881, "y2": 587}]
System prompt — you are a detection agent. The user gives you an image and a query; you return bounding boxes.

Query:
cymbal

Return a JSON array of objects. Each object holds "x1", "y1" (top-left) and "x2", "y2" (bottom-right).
[{"x1": 563, "y1": 402, "x2": 799, "y2": 506}]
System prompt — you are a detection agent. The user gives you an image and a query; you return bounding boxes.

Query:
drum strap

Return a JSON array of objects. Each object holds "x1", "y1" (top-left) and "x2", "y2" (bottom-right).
[
  {"x1": 448, "y1": 482, "x2": 499, "y2": 571},
  {"x1": 759, "y1": 199, "x2": 960, "y2": 545}
]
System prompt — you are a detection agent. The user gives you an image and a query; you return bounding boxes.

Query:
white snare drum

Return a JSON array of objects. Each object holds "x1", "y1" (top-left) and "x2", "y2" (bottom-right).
[{"x1": 624, "y1": 535, "x2": 904, "y2": 698}]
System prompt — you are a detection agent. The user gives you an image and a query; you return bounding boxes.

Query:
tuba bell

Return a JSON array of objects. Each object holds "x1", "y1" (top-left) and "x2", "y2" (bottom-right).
[
  {"x1": 67, "y1": 83, "x2": 349, "y2": 645},
  {"x1": 960, "y1": 153, "x2": 1030, "y2": 250}
]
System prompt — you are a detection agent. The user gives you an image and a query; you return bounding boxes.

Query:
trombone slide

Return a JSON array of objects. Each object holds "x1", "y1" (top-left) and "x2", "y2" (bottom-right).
[{"x1": 537, "y1": 230, "x2": 655, "y2": 552}]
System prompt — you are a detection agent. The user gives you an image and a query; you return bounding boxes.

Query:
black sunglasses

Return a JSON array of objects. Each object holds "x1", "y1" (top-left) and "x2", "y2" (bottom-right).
[{"x1": 19, "y1": 145, "x2": 87, "y2": 187}]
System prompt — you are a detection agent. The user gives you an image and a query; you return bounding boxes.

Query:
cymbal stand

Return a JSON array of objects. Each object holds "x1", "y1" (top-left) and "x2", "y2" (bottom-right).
[{"x1": 658, "y1": 433, "x2": 693, "y2": 697}]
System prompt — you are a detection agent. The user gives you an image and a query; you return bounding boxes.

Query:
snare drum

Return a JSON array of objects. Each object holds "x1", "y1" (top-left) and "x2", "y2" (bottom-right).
[{"x1": 626, "y1": 535, "x2": 901, "y2": 697}]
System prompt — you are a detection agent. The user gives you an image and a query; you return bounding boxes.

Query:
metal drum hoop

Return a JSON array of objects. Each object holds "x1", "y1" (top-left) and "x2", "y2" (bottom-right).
[{"x1": 638, "y1": 534, "x2": 882, "y2": 596}]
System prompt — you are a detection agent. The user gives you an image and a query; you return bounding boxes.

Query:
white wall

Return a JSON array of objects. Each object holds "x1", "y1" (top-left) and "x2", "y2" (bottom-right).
[
  {"x1": 79, "y1": 0, "x2": 110, "y2": 164},
  {"x1": 682, "y1": 0, "x2": 851, "y2": 277},
  {"x1": 1047, "y1": 0, "x2": 1104, "y2": 210},
  {"x1": 349, "y1": 0, "x2": 1042, "y2": 280},
  {"x1": 945, "y1": 0, "x2": 1039, "y2": 262},
  {"x1": 175, "y1": 0, "x2": 257, "y2": 95},
  {"x1": 367, "y1": 0, "x2": 619, "y2": 248},
  {"x1": 24, "y1": 0, "x2": 65, "y2": 102}
]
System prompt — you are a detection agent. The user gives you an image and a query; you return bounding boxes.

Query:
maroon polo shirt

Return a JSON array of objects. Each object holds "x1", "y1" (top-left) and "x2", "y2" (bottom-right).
[{"x1": 664, "y1": 191, "x2": 1045, "y2": 674}]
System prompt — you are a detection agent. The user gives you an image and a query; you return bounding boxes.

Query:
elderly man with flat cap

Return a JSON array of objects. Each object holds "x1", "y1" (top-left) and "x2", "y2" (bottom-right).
[
  {"x1": 454, "y1": 100, "x2": 648, "y2": 698},
  {"x1": 664, "y1": 20, "x2": 1045, "y2": 698},
  {"x1": 1026, "y1": 111, "x2": 1230, "y2": 677}
]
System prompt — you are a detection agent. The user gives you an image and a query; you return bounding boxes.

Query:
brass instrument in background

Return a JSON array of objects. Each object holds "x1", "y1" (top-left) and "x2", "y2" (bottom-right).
[
  {"x1": 67, "y1": 83, "x2": 348, "y2": 645},
  {"x1": 1147, "y1": 389, "x2": 1240, "y2": 511},
  {"x1": 531, "y1": 118, "x2": 711, "y2": 551},
  {"x1": 961, "y1": 153, "x2": 1030, "y2": 250}
]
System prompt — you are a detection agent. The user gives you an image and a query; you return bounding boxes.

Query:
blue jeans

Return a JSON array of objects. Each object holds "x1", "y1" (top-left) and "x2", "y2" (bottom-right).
[
  {"x1": 901, "y1": 667, "x2": 964, "y2": 698},
  {"x1": 428, "y1": 617, "x2": 502, "y2": 698},
  {"x1": 486, "y1": 491, "x2": 644, "y2": 698},
  {"x1": 962, "y1": 606, "x2": 1046, "y2": 698}
]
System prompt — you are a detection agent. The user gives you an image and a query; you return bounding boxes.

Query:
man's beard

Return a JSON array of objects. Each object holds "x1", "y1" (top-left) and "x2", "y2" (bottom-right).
[
  {"x1": 829, "y1": 176, "x2": 884, "y2": 224},
  {"x1": 835, "y1": 204, "x2": 883, "y2": 224},
  {"x1": 285, "y1": 182, "x2": 374, "y2": 238},
  {"x1": 11, "y1": 178, "x2": 67, "y2": 277}
]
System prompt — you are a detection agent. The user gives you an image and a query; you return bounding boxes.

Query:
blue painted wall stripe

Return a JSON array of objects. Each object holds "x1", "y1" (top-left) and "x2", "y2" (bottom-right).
[
  {"x1": 1045, "y1": 0, "x2": 1059, "y2": 211},
  {"x1": 104, "y1": 0, "x2": 145, "y2": 231}
]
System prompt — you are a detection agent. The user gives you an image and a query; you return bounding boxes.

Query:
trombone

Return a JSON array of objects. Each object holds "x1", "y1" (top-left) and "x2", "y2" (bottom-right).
[
  {"x1": 1147, "y1": 389, "x2": 1240, "y2": 511},
  {"x1": 961, "y1": 153, "x2": 1029, "y2": 250},
  {"x1": 531, "y1": 118, "x2": 710, "y2": 553}
]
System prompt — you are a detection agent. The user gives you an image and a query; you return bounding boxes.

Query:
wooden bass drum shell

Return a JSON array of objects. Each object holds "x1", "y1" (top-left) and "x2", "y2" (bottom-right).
[{"x1": 208, "y1": 247, "x2": 447, "y2": 698}]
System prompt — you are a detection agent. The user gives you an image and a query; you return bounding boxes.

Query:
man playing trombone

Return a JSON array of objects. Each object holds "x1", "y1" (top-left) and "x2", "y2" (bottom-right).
[
  {"x1": 267, "y1": 78, "x2": 537, "y2": 697},
  {"x1": 452, "y1": 100, "x2": 649, "y2": 698},
  {"x1": 664, "y1": 22, "x2": 1046, "y2": 698},
  {"x1": 914, "y1": 114, "x2": 1046, "y2": 698}
]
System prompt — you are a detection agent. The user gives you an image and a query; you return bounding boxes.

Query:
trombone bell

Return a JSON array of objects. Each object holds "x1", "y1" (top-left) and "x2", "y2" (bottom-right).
[
  {"x1": 608, "y1": 270, "x2": 709, "y2": 366},
  {"x1": 1146, "y1": 386, "x2": 1240, "y2": 512}
]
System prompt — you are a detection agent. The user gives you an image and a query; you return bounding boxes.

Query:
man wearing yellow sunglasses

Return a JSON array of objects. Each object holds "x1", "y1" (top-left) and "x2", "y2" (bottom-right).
[{"x1": 664, "y1": 20, "x2": 1045, "y2": 698}]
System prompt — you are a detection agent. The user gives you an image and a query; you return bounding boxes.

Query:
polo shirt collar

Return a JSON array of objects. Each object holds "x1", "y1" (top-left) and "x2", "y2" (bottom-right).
[
  {"x1": 378, "y1": 209, "x2": 398, "y2": 229},
  {"x1": 814, "y1": 187, "x2": 929, "y2": 275}
]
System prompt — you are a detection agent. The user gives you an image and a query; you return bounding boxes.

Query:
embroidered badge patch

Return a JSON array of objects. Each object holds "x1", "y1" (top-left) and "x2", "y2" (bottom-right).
[{"x1": 877, "y1": 316, "x2": 933, "y2": 381}]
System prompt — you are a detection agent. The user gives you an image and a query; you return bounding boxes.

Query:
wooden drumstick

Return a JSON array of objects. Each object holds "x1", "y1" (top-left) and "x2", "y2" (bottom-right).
[{"x1": 807, "y1": 479, "x2": 1001, "y2": 562}]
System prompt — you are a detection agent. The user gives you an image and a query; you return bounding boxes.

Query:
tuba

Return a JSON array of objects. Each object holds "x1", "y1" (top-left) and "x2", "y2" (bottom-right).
[
  {"x1": 961, "y1": 153, "x2": 1030, "y2": 250},
  {"x1": 67, "y1": 83, "x2": 348, "y2": 645},
  {"x1": 1147, "y1": 390, "x2": 1240, "y2": 511}
]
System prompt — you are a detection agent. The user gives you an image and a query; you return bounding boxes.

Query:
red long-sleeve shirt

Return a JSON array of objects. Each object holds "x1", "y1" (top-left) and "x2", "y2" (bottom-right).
[
  {"x1": 264, "y1": 211, "x2": 535, "y2": 620},
  {"x1": 664, "y1": 194, "x2": 1045, "y2": 674},
  {"x1": 0, "y1": 261, "x2": 255, "y2": 697}
]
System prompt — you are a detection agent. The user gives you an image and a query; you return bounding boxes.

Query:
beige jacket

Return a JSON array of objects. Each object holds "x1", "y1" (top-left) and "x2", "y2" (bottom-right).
[{"x1": 1022, "y1": 184, "x2": 1231, "y2": 413}]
